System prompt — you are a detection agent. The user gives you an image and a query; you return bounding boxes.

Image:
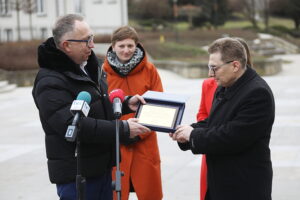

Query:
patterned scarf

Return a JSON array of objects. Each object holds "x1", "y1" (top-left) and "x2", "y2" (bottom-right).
[{"x1": 107, "y1": 46, "x2": 144, "y2": 76}]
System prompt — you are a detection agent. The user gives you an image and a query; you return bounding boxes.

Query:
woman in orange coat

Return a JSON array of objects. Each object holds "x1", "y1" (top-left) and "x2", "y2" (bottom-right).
[
  {"x1": 103, "y1": 26, "x2": 163, "y2": 200},
  {"x1": 197, "y1": 37, "x2": 252, "y2": 200}
]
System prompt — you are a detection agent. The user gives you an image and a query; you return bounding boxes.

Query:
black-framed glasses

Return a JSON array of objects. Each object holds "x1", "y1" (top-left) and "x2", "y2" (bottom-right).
[
  {"x1": 67, "y1": 35, "x2": 94, "y2": 47},
  {"x1": 208, "y1": 60, "x2": 234, "y2": 74}
]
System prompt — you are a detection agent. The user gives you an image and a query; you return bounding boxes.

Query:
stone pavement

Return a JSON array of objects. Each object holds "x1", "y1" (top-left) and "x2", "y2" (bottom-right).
[{"x1": 0, "y1": 54, "x2": 300, "y2": 199}]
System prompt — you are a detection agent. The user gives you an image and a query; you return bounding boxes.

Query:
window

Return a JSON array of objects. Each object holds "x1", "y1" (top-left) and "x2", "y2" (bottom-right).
[
  {"x1": 0, "y1": 0, "x2": 10, "y2": 15},
  {"x1": 36, "y1": 0, "x2": 45, "y2": 14},
  {"x1": 40, "y1": 28, "x2": 47, "y2": 39},
  {"x1": 74, "y1": 0, "x2": 83, "y2": 14},
  {"x1": 5, "y1": 29, "x2": 12, "y2": 42}
]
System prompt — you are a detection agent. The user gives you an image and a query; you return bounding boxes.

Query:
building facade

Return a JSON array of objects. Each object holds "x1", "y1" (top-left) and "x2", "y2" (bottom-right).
[{"x1": 0, "y1": 0, "x2": 128, "y2": 42}]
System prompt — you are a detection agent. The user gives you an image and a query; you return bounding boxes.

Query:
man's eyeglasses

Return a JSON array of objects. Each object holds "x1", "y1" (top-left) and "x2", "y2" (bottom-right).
[
  {"x1": 67, "y1": 35, "x2": 94, "y2": 47},
  {"x1": 208, "y1": 60, "x2": 234, "y2": 74}
]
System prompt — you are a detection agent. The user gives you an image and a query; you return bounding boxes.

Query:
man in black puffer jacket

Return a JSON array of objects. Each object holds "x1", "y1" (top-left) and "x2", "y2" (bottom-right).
[{"x1": 32, "y1": 14, "x2": 150, "y2": 200}]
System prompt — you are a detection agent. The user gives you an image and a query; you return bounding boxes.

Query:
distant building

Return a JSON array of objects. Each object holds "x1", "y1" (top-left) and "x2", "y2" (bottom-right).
[{"x1": 0, "y1": 0, "x2": 128, "y2": 42}]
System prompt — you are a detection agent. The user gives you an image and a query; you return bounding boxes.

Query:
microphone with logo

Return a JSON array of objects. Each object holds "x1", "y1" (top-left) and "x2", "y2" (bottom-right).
[
  {"x1": 109, "y1": 89, "x2": 125, "y2": 119},
  {"x1": 65, "y1": 91, "x2": 91, "y2": 142}
]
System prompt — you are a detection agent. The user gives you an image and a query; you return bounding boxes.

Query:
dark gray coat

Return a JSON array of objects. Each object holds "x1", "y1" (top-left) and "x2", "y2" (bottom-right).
[{"x1": 180, "y1": 67, "x2": 275, "y2": 200}]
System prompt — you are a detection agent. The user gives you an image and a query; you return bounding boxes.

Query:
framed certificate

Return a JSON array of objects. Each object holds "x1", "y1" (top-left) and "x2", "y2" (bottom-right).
[
  {"x1": 135, "y1": 91, "x2": 186, "y2": 133},
  {"x1": 136, "y1": 103, "x2": 179, "y2": 130}
]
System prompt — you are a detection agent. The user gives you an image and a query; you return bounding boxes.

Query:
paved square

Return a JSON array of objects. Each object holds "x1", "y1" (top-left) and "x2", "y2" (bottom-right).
[{"x1": 0, "y1": 54, "x2": 299, "y2": 199}]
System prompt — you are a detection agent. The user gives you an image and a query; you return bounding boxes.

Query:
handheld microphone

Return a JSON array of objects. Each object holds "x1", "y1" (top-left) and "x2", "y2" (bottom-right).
[
  {"x1": 109, "y1": 89, "x2": 125, "y2": 119},
  {"x1": 65, "y1": 91, "x2": 92, "y2": 142}
]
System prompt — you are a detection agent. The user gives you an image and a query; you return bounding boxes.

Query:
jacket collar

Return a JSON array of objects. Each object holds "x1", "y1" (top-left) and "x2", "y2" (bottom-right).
[
  {"x1": 38, "y1": 37, "x2": 100, "y2": 83},
  {"x1": 216, "y1": 67, "x2": 257, "y2": 101}
]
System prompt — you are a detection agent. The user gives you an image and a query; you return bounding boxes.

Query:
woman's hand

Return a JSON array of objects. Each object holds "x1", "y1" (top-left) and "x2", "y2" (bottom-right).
[{"x1": 128, "y1": 94, "x2": 146, "y2": 111}]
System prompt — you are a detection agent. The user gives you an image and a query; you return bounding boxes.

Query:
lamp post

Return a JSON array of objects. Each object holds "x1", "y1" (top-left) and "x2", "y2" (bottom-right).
[{"x1": 172, "y1": 0, "x2": 179, "y2": 42}]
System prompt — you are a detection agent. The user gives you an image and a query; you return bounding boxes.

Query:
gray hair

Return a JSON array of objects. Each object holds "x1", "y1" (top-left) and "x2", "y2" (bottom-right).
[{"x1": 52, "y1": 14, "x2": 84, "y2": 47}]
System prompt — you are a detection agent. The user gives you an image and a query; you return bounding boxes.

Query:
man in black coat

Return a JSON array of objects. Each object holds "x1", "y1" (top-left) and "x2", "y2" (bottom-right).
[
  {"x1": 171, "y1": 37, "x2": 275, "y2": 200},
  {"x1": 32, "y1": 14, "x2": 150, "y2": 200}
]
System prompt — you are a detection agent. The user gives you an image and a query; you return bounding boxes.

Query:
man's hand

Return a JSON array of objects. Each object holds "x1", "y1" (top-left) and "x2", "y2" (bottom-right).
[
  {"x1": 170, "y1": 125, "x2": 193, "y2": 143},
  {"x1": 127, "y1": 118, "x2": 151, "y2": 138},
  {"x1": 128, "y1": 95, "x2": 146, "y2": 111}
]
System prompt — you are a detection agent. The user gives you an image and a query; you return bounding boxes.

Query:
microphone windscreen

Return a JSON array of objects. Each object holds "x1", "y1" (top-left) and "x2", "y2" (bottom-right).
[
  {"x1": 109, "y1": 89, "x2": 125, "y2": 103},
  {"x1": 76, "y1": 91, "x2": 92, "y2": 104}
]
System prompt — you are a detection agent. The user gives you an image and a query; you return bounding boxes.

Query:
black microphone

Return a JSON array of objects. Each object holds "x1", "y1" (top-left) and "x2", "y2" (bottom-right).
[
  {"x1": 65, "y1": 91, "x2": 92, "y2": 142},
  {"x1": 109, "y1": 89, "x2": 125, "y2": 119}
]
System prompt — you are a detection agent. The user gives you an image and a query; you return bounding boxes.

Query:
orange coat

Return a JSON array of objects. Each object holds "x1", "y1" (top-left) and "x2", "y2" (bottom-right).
[
  {"x1": 103, "y1": 45, "x2": 163, "y2": 200},
  {"x1": 196, "y1": 78, "x2": 217, "y2": 200}
]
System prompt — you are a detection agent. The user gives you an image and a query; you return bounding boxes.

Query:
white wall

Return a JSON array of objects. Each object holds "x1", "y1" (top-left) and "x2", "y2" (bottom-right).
[
  {"x1": 85, "y1": 0, "x2": 128, "y2": 34},
  {"x1": 0, "y1": 0, "x2": 128, "y2": 42}
]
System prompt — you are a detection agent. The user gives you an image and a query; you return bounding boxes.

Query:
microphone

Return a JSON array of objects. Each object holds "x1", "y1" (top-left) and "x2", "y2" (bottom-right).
[
  {"x1": 65, "y1": 91, "x2": 92, "y2": 142},
  {"x1": 109, "y1": 89, "x2": 125, "y2": 119}
]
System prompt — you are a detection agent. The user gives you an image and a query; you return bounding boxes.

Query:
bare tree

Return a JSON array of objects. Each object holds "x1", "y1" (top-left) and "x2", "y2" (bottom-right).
[
  {"x1": 288, "y1": 0, "x2": 300, "y2": 30},
  {"x1": 243, "y1": 0, "x2": 258, "y2": 29},
  {"x1": 6, "y1": 0, "x2": 22, "y2": 41},
  {"x1": 23, "y1": 0, "x2": 36, "y2": 40},
  {"x1": 10, "y1": 0, "x2": 22, "y2": 41},
  {"x1": 201, "y1": 0, "x2": 229, "y2": 29},
  {"x1": 270, "y1": 0, "x2": 300, "y2": 30},
  {"x1": 262, "y1": 0, "x2": 270, "y2": 31},
  {"x1": 129, "y1": 0, "x2": 172, "y2": 20},
  {"x1": 178, "y1": 4, "x2": 201, "y2": 29}
]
